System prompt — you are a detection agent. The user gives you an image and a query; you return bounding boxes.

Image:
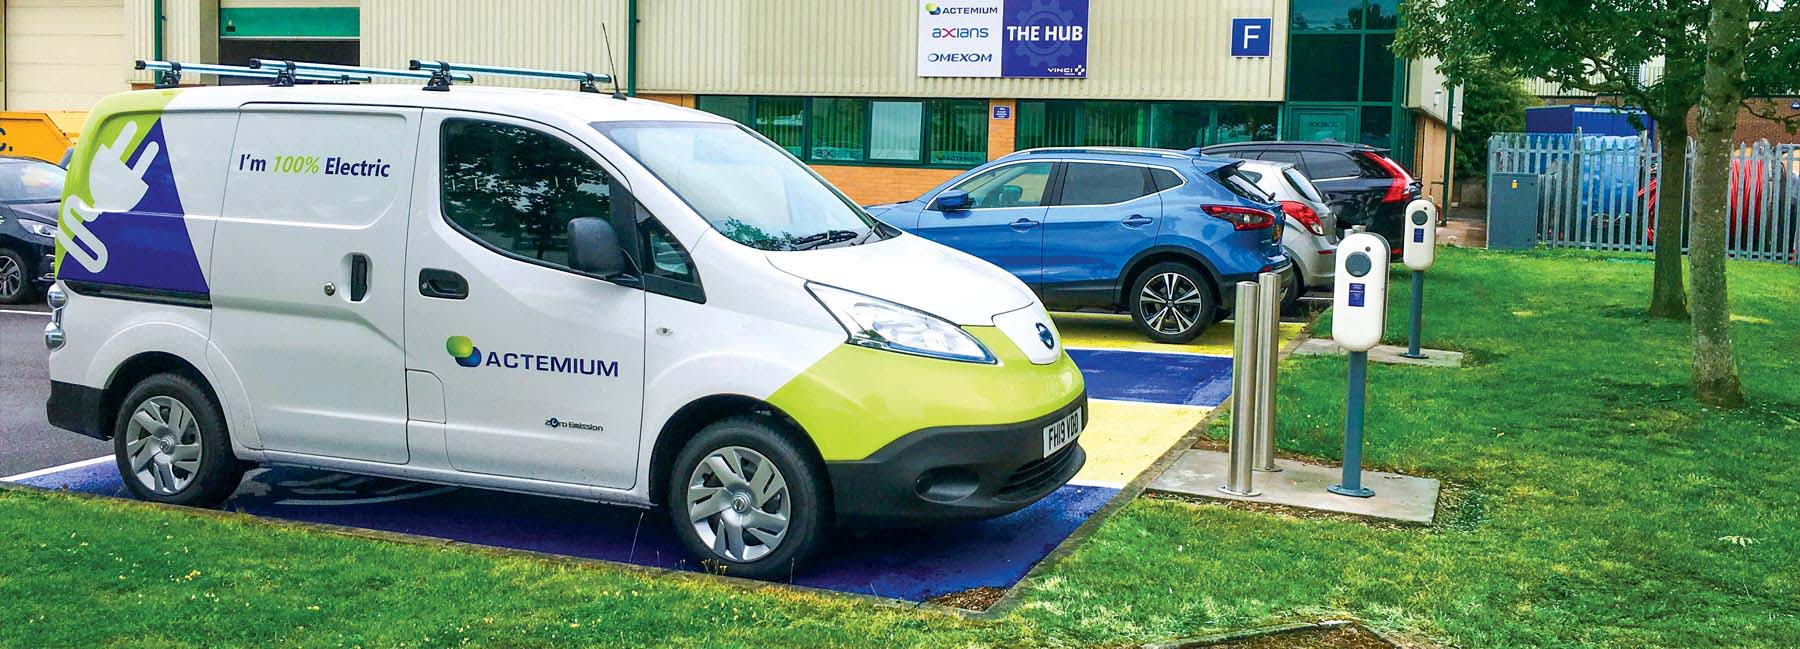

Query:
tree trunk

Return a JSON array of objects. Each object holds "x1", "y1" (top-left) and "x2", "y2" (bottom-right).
[
  {"x1": 1649, "y1": 118, "x2": 1689, "y2": 319},
  {"x1": 1688, "y1": 0, "x2": 1749, "y2": 408}
]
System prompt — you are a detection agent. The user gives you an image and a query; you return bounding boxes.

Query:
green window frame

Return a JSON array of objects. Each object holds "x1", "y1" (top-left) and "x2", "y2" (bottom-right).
[
  {"x1": 1015, "y1": 100, "x2": 1281, "y2": 150},
  {"x1": 695, "y1": 95, "x2": 989, "y2": 169},
  {"x1": 1285, "y1": 0, "x2": 1411, "y2": 162}
]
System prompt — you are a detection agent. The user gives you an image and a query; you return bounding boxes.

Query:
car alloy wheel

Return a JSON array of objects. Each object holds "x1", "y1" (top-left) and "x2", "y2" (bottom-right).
[
  {"x1": 0, "y1": 254, "x2": 22, "y2": 301},
  {"x1": 685, "y1": 445, "x2": 791, "y2": 563},
  {"x1": 1137, "y1": 271, "x2": 1204, "y2": 335},
  {"x1": 122, "y1": 395, "x2": 204, "y2": 495}
]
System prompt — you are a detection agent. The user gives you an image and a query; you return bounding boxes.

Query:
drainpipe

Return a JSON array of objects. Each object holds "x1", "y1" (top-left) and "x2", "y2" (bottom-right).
[
  {"x1": 626, "y1": 0, "x2": 638, "y2": 96},
  {"x1": 153, "y1": 0, "x2": 165, "y2": 60},
  {"x1": 1440, "y1": 85, "x2": 1456, "y2": 211}
]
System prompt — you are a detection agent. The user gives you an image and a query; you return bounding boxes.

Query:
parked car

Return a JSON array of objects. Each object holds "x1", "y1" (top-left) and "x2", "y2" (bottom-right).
[
  {"x1": 0, "y1": 155, "x2": 64, "y2": 303},
  {"x1": 48, "y1": 82, "x2": 1088, "y2": 579},
  {"x1": 1199, "y1": 141, "x2": 1420, "y2": 253},
  {"x1": 1234, "y1": 159, "x2": 1338, "y2": 311},
  {"x1": 868, "y1": 147, "x2": 1291, "y2": 343}
]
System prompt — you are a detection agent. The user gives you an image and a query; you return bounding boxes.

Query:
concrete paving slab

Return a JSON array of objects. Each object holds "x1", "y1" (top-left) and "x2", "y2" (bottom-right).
[
  {"x1": 1292, "y1": 338, "x2": 1465, "y2": 368},
  {"x1": 1147, "y1": 450, "x2": 1440, "y2": 524}
]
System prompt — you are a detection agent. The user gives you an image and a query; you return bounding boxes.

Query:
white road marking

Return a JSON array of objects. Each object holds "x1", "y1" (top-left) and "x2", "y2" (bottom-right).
[
  {"x1": 0, "y1": 308, "x2": 51, "y2": 316},
  {"x1": 3, "y1": 455, "x2": 112, "y2": 482}
]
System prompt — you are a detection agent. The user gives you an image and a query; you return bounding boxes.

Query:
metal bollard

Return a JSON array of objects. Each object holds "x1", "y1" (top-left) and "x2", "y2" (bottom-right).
[
  {"x1": 1220, "y1": 281, "x2": 1261, "y2": 497},
  {"x1": 1253, "y1": 272, "x2": 1282, "y2": 472}
]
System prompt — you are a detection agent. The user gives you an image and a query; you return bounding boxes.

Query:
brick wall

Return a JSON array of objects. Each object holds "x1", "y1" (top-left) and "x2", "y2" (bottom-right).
[
  {"x1": 1411, "y1": 114, "x2": 1452, "y2": 207},
  {"x1": 988, "y1": 99, "x2": 1016, "y2": 159},
  {"x1": 813, "y1": 165, "x2": 961, "y2": 205}
]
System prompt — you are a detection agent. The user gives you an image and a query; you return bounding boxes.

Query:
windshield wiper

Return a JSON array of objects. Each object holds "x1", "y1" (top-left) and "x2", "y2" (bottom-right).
[{"x1": 790, "y1": 229, "x2": 863, "y2": 251}]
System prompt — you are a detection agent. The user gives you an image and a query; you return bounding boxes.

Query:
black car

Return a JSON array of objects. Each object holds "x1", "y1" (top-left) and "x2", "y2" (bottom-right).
[
  {"x1": 0, "y1": 156, "x2": 65, "y2": 304},
  {"x1": 1199, "y1": 141, "x2": 1421, "y2": 254}
]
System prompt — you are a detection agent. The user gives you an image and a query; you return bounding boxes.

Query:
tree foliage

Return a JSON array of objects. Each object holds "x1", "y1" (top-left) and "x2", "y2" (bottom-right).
[{"x1": 1453, "y1": 64, "x2": 1540, "y2": 179}]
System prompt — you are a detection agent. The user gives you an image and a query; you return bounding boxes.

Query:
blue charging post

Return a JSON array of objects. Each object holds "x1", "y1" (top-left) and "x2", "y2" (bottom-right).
[
  {"x1": 1328, "y1": 351, "x2": 1374, "y2": 498},
  {"x1": 1401, "y1": 271, "x2": 1426, "y2": 359}
]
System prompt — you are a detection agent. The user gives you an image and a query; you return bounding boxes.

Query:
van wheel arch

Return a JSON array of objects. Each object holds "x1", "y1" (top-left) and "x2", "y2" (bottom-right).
[
  {"x1": 101, "y1": 352, "x2": 216, "y2": 441},
  {"x1": 648, "y1": 395, "x2": 828, "y2": 514}
]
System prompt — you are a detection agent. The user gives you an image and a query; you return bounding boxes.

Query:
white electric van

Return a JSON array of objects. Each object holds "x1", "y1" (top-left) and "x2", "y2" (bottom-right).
[{"x1": 46, "y1": 80, "x2": 1086, "y2": 577}]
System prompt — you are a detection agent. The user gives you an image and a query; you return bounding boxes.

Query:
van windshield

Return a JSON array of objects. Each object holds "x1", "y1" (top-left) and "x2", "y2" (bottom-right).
[{"x1": 594, "y1": 120, "x2": 892, "y2": 251}]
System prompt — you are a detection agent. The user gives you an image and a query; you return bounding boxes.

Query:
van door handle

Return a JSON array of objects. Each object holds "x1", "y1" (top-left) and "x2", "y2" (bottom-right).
[
  {"x1": 1010, "y1": 218, "x2": 1041, "y2": 232},
  {"x1": 1122, "y1": 214, "x2": 1154, "y2": 227},
  {"x1": 418, "y1": 268, "x2": 468, "y2": 300},
  {"x1": 349, "y1": 254, "x2": 370, "y2": 302}
]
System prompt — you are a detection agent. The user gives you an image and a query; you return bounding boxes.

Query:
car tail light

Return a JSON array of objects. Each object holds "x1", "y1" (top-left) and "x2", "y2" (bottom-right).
[
  {"x1": 1279, "y1": 200, "x2": 1326, "y2": 236},
  {"x1": 1360, "y1": 151, "x2": 1414, "y2": 204},
  {"x1": 1204, "y1": 204, "x2": 1276, "y2": 230}
]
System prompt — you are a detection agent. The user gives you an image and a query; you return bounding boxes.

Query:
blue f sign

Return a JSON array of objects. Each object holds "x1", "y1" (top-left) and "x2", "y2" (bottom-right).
[{"x1": 1231, "y1": 18, "x2": 1273, "y2": 57}]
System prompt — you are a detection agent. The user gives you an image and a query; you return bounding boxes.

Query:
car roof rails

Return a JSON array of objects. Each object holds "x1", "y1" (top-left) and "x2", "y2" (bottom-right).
[
  {"x1": 136, "y1": 60, "x2": 368, "y2": 88},
  {"x1": 1018, "y1": 146, "x2": 1194, "y2": 160},
  {"x1": 407, "y1": 60, "x2": 623, "y2": 97},
  {"x1": 249, "y1": 59, "x2": 475, "y2": 85}
]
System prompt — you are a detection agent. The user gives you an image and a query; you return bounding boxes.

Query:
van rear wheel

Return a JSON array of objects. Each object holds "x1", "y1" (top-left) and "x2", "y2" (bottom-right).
[
  {"x1": 112, "y1": 373, "x2": 245, "y2": 507},
  {"x1": 1129, "y1": 262, "x2": 1216, "y2": 344},
  {"x1": 666, "y1": 416, "x2": 827, "y2": 580}
]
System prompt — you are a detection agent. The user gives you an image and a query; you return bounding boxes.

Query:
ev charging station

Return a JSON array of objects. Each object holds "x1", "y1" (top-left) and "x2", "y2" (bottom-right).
[
  {"x1": 1329, "y1": 232, "x2": 1389, "y2": 498},
  {"x1": 1400, "y1": 199, "x2": 1438, "y2": 359}
]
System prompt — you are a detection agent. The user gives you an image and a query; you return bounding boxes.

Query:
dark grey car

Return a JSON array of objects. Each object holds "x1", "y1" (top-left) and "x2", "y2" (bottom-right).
[{"x1": 0, "y1": 156, "x2": 65, "y2": 303}]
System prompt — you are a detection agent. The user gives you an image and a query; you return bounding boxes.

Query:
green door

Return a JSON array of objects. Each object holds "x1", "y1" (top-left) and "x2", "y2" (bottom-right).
[{"x1": 1285, "y1": 107, "x2": 1356, "y2": 143}]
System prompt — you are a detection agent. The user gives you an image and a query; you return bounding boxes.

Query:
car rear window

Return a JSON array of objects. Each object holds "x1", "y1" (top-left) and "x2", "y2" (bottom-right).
[
  {"x1": 1258, "y1": 150, "x2": 1302, "y2": 166},
  {"x1": 1283, "y1": 167, "x2": 1327, "y2": 203},
  {"x1": 1217, "y1": 167, "x2": 1274, "y2": 203},
  {"x1": 1301, "y1": 151, "x2": 1364, "y2": 180}
]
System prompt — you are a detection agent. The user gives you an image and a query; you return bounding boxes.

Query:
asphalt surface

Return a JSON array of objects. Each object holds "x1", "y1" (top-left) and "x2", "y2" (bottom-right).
[{"x1": 1, "y1": 305, "x2": 110, "y2": 476}]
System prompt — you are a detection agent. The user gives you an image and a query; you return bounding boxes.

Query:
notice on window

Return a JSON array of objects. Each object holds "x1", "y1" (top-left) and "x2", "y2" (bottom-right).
[{"x1": 917, "y1": 0, "x2": 1089, "y2": 78}]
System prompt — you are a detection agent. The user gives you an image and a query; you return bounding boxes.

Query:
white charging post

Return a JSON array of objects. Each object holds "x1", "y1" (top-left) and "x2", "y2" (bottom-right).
[
  {"x1": 1400, "y1": 199, "x2": 1438, "y2": 359},
  {"x1": 1329, "y1": 232, "x2": 1389, "y2": 498}
]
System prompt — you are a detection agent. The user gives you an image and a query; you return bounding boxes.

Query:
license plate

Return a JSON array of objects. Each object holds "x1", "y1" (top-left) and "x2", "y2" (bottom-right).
[{"x1": 1042, "y1": 407, "x2": 1084, "y2": 457}]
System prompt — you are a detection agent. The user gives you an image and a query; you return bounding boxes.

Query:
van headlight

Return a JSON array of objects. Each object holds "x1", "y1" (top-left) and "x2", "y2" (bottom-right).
[
  {"x1": 807, "y1": 283, "x2": 996, "y2": 364},
  {"x1": 19, "y1": 219, "x2": 57, "y2": 239}
]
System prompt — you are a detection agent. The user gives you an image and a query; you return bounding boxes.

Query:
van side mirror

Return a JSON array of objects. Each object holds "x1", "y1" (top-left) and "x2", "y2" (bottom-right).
[
  {"x1": 567, "y1": 217, "x2": 628, "y2": 277},
  {"x1": 930, "y1": 189, "x2": 971, "y2": 212}
]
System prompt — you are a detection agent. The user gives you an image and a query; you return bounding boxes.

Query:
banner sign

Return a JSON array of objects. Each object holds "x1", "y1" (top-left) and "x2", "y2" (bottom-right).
[{"x1": 917, "y1": 0, "x2": 1089, "y2": 78}]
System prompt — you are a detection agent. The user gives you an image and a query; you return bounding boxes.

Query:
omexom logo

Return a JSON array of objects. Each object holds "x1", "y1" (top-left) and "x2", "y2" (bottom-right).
[{"x1": 446, "y1": 335, "x2": 620, "y2": 378}]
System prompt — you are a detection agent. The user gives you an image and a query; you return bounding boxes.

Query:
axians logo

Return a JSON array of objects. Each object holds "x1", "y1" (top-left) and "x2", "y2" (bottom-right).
[
  {"x1": 445, "y1": 335, "x2": 620, "y2": 378},
  {"x1": 447, "y1": 335, "x2": 482, "y2": 367},
  {"x1": 931, "y1": 27, "x2": 990, "y2": 38}
]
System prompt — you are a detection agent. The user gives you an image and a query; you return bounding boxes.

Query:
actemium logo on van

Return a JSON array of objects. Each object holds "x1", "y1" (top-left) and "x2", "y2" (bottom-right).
[{"x1": 445, "y1": 335, "x2": 620, "y2": 377}]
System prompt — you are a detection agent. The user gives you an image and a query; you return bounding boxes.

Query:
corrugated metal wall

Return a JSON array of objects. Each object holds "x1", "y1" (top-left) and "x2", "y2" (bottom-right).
[
  {"x1": 638, "y1": 0, "x2": 1286, "y2": 100},
  {"x1": 4, "y1": 0, "x2": 132, "y2": 110},
  {"x1": 361, "y1": 0, "x2": 630, "y2": 89}
]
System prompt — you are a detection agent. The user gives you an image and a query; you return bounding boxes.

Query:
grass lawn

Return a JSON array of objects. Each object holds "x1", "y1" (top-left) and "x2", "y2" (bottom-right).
[{"x1": 3, "y1": 247, "x2": 1797, "y2": 647}]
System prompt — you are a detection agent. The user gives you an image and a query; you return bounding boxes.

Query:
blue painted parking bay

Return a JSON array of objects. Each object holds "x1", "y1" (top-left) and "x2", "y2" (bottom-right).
[{"x1": 8, "y1": 315, "x2": 1265, "y2": 603}]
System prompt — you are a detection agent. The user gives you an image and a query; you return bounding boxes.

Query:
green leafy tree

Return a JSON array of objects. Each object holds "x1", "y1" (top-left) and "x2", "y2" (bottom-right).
[
  {"x1": 1453, "y1": 64, "x2": 1541, "y2": 179},
  {"x1": 1395, "y1": 0, "x2": 1707, "y2": 320}
]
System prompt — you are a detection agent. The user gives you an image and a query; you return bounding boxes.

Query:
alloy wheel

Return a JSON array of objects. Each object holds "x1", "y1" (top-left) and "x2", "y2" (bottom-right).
[
  {"x1": 123, "y1": 396, "x2": 203, "y2": 495},
  {"x1": 686, "y1": 445, "x2": 791, "y2": 563},
  {"x1": 1138, "y1": 272, "x2": 1204, "y2": 335},
  {"x1": 0, "y1": 256, "x2": 21, "y2": 299}
]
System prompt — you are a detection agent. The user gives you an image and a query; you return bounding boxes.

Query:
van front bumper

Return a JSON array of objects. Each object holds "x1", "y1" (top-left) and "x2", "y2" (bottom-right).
[{"x1": 825, "y1": 391, "x2": 1086, "y2": 527}]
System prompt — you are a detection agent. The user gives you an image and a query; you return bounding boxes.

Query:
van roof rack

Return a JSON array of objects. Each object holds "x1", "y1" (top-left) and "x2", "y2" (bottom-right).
[
  {"x1": 408, "y1": 60, "x2": 612, "y2": 94},
  {"x1": 136, "y1": 60, "x2": 368, "y2": 88},
  {"x1": 249, "y1": 59, "x2": 474, "y2": 85}
]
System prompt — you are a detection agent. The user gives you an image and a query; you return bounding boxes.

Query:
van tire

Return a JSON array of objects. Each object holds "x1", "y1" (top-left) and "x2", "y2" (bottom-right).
[
  {"x1": 0, "y1": 248, "x2": 34, "y2": 305},
  {"x1": 666, "y1": 416, "x2": 828, "y2": 580},
  {"x1": 112, "y1": 373, "x2": 246, "y2": 507},
  {"x1": 1128, "y1": 261, "x2": 1216, "y2": 344}
]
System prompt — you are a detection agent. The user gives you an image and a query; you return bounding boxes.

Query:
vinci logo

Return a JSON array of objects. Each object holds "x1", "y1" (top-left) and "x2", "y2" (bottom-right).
[{"x1": 445, "y1": 335, "x2": 620, "y2": 377}]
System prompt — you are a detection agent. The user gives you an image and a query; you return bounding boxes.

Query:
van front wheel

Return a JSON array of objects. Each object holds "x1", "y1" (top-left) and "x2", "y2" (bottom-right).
[
  {"x1": 667, "y1": 416, "x2": 828, "y2": 580},
  {"x1": 112, "y1": 373, "x2": 245, "y2": 507}
]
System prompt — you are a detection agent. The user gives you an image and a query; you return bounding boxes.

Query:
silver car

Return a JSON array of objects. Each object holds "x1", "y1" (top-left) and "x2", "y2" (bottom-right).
[{"x1": 1235, "y1": 159, "x2": 1339, "y2": 309}]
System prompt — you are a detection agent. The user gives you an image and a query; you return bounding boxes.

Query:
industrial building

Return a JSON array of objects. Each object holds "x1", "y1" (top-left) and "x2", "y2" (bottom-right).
[{"x1": 0, "y1": 0, "x2": 1460, "y2": 205}]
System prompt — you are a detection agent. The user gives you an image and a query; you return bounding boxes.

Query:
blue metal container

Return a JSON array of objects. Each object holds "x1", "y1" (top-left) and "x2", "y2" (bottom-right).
[{"x1": 1525, "y1": 105, "x2": 1655, "y2": 136}]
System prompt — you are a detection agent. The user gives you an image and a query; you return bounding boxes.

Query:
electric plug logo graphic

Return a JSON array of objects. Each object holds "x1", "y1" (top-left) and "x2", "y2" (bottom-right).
[
  {"x1": 59, "y1": 121, "x2": 160, "y2": 273},
  {"x1": 447, "y1": 335, "x2": 482, "y2": 367}
]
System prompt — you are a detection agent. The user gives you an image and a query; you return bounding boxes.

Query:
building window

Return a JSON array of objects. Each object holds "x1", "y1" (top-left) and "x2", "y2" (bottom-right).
[
  {"x1": 810, "y1": 98, "x2": 866, "y2": 162},
  {"x1": 870, "y1": 100, "x2": 924, "y2": 162},
  {"x1": 929, "y1": 100, "x2": 988, "y2": 166},
  {"x1": 1017, "y1": 100, "x2": 1280, "y2": 150},
  {"x1": 1289, "y1": 34, "x2": 1363, "y2": 102},
  {"x1": 1291, "y1": 0, "x2": 1367, "y2": 31},
  {"x1": 1286, "y1": 0, "x2": 1409, "y2": 162},
  {"x1": 1361, "y1": 33, "x2": 1397, "y2": 103},
  {"x1": 696, "y1": 96, "x2": 987, "y2": 168}
]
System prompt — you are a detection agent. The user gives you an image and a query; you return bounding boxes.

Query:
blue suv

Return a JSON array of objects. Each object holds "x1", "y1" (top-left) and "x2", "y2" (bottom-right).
[{"x1": 868, "y1": 148, "x2": 1290, "y2": 343}]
